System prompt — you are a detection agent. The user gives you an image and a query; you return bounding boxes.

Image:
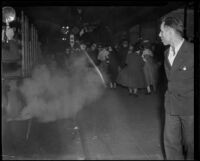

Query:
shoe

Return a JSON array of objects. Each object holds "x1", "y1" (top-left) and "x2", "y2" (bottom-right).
[
  {"x1": 128, "y1": 88, "x2": 133, "y2": 95},
  {"x1": 145, "y1": 92, "x2": 151, "y2": 95},
  {"x1": 133, "y1": 93, "x2": 138, "y2": 97}
]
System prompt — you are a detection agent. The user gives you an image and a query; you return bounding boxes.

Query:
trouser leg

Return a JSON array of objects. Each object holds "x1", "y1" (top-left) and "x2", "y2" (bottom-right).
[
  {"x1": 164, "y1": 114, "x2": 184, "y2": 160},
  {"x1": 181, "y1": 115, "x2": 194, "y2": 160},
  {"x1": 147, "y1": 85, "x2": 151, "y2": 93}
]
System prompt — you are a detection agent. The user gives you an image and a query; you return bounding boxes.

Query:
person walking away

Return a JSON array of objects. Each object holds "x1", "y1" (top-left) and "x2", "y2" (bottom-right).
[{"x1": 107, "y1": 46, "x2": 120, "y2": 89}]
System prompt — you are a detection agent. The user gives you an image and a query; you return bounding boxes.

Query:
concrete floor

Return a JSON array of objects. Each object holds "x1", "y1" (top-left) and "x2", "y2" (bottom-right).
[{"x1": 2, "y1": 85, "x2": 166, "y2": 160}]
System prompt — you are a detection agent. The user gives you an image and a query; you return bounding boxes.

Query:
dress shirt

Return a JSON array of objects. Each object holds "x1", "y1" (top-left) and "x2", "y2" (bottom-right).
[{"x1": 168, "y1": 39, "x2": 184, "y2": 66}]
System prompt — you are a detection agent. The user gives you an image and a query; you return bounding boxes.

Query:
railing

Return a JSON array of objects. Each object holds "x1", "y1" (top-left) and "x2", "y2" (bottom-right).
[
  {"x1": 2, "y1": 10, "x2": 41, "y2": 79},
  {"x1": 20, "y1": 10, "x2": 40, "y2": 77}
]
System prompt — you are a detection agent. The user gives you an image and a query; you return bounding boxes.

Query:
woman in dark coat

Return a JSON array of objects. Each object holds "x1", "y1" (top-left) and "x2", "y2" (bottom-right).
[
  {"x1": 141, "y1": 41, "x2": 159, "y2": 94},
  {"x1": 87, "y1": 43, "x2": 100, "y2": 66},
  {"x1": 118, "y1": 40, "x2": 129, "y2": 69},
  {"x1": 107, "y1": 46, "x2": 120, "y2": 88},
  {"x1": 116, "y1": 43, "x2": 146, "y2": 96}
]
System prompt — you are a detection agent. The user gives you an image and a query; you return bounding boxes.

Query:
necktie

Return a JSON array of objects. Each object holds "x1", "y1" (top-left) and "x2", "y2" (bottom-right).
[{"x1": 172, "y1": 47, "x2": 175, "y2": 56}]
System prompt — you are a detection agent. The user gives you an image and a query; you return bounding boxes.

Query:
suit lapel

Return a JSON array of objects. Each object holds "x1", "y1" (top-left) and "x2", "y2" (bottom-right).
[
  {"x1": 164, "y1": 48, "x2": 171, "y2": 70},
  {"x1": 171, "y1": 41, "x2": 187, "y2": 72}
]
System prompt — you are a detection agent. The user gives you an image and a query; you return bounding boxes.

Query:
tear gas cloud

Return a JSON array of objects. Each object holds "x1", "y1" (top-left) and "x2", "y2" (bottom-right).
[{"x1": 17, "y1": 53, "x2": 105, "y2": 122}]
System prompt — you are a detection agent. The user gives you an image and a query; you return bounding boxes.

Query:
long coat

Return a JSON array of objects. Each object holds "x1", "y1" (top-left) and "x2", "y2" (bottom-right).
[
  {"x1": 164, "y1": 40, "x2": 194, "y2": 116},
  {"x1": 87, "y1": 49, "x2": 100, "y2": 66},
  {"x1": 107, "y1": 50, "x2": 120, "y2": 82},
  {"x1": 118, "y1": 47, "x2": 129, "y2": 68},
  {"x1": 117, "y1": 52, "x2": 146, "y2": 88},
  {"x1": 142, "y1": 49, "x2": 159, "y2": 87}
]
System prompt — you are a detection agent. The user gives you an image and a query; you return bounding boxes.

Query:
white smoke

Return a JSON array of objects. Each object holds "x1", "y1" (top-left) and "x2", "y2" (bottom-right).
[{"x1": 17, "y1": 53, "x2": 105, "y2": 122}]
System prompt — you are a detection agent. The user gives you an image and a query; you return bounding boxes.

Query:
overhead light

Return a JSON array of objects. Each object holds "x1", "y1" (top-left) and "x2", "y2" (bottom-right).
[{"x1": 2, "y1": 6, "x2": 16, "y2": 25}]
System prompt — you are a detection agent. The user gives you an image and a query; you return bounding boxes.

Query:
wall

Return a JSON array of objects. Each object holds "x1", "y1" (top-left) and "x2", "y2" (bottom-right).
[
  {"x1": 140, "y1": 21, "x2": 157, "y2": 42},
  {"x1": 129, "y1": 20, "x2": 158, "y2": 44},
  {"x1": 127, "y1": 7, "x2": 194, "y2": 45},
  {"x1": 129, "y1": 24, "x2": 140, "y2": 44}
]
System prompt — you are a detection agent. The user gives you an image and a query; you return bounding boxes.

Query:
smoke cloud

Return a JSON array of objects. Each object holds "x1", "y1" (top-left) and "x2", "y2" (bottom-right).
[{"x1": 17, "y1": 52, "x2": 105, "y2": 122}]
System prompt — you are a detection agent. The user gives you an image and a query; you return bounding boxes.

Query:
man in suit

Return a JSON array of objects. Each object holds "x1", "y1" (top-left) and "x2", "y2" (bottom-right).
[{"x1": 159, "y1": 16, "x2": 194, "y2": 159}]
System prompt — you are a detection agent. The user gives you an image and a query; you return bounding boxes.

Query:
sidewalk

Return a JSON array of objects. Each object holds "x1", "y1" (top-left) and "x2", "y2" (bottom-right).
[{"x1": 2, "y1": 87, "x2": 165, "y2": 160}]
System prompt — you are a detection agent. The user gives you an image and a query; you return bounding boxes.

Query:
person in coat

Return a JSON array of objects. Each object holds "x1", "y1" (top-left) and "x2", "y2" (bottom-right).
[
  {"x1": 118, "y1": 39, "x2": 129, "y2": 69},
  {"x1": 107, "y1": 46, "x2": 120, "y2": 88},
  {"x1": 116, "y1": 43, "x2": 146, "y2": 96},
  {"x1": 141, "y1": 41, "x2": 159, "y2": 94},
  {"x1": 87, "y1": 42, "x2": 100, "y2": 66},
  {"x1": 97, "y1": 46, "x2": 110, "y2": 86},
  {"x1": 159, "y1": 16, "x2": 194, "y2": 160}
]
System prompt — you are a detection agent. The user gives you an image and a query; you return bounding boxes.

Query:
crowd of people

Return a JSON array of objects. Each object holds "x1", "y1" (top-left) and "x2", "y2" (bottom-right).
[
  {"x1": 65, "y1": 15, "x2": 194, "y2": 160},
  {"x1": 2, "y1": 8, "x2": 194, "y2": 159},
  {"x1": 65, "y1": 37, "x2": 163, "y2": 97}
]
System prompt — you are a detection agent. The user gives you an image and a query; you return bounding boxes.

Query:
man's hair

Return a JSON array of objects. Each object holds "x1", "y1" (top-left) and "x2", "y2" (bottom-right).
[{"x1": 161, "y1": 16, "x2": 184, "y2": 36}]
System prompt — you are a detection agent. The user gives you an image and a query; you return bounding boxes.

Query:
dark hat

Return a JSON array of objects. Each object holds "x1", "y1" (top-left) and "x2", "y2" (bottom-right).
[
  {"x1": 142, "y1": 40, "x2": 151, "y2": 48},
  {"x1": 134, "y1": 41, "x2": 143, "y2": 51}
]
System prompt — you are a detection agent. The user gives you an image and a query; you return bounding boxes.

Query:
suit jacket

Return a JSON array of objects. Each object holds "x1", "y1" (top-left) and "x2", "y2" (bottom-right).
[{"x1": 164, "y1": 40, "x2": 194, "y2": 116}]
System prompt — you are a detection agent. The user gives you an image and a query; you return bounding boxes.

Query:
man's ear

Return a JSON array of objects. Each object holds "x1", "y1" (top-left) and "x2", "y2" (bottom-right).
[{"x1": 168, "y1": 27, "x2": 175, "y2": 36}]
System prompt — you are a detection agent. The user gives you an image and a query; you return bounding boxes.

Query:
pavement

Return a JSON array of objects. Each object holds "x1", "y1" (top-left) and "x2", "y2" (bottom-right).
[{"x1": 2, "y1": 85, "x2": 166, "y2": 160}]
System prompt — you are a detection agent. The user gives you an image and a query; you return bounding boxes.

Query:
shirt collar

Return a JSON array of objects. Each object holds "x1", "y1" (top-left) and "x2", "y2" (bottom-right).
[{"x1": 170, "y1": 38, "x2": 184, "y2": 55}]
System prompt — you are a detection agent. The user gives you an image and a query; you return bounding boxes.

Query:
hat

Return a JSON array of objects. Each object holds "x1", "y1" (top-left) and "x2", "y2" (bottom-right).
[
  {"x1": 142, "y1": 40, "x2": 151, "y2": 48},
  {"x1": 143, "y1": 40, "x2": 149, "y2": 43},
  {"x1": 134, "y1": 41, "x2": 142, "y2": 51}
]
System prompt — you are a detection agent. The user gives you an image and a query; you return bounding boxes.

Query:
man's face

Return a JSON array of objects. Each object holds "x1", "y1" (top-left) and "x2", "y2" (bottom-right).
[{"x1": 159, "y1": 22, "x2": 171, "y2": 46}]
